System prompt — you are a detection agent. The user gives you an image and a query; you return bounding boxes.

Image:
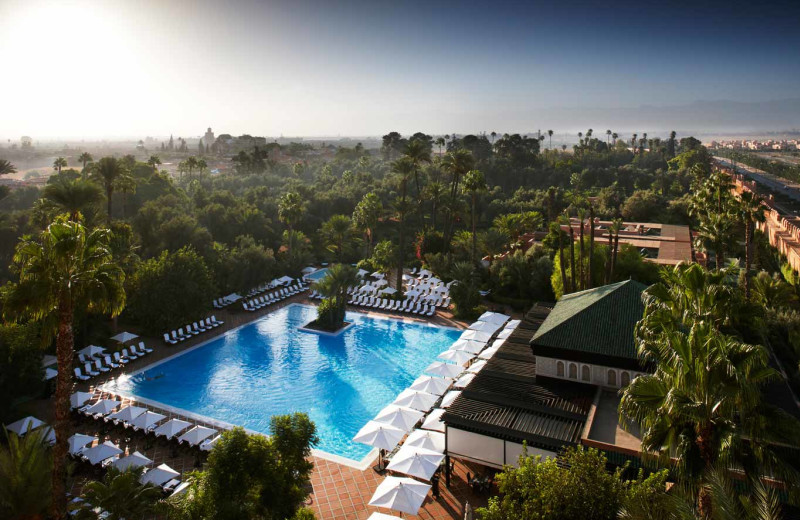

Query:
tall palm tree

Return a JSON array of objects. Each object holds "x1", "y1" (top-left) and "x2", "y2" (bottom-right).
[
  {"x1": 392, "y1": 157, "x2": 415, "y2": 291},
  {"x1": 441, "y1": 149, "x2": 475, "y2": 249},
  {"x1": 42, "y1": 178, "x2": 104, "y2": 220},
  {"x1": 278, "y1": 191, "x2": 303, "y2": 237},
  {"x1": 0, "y1": 428, "x2": 52, "y2": 519},
  {"x1": 424, "y1": 181, "x2": 446, "y2": 231},
  {"x1": 736, "y1": 191, "x2": 766, "y2": 297},
  {"x1": 612, "y1": 132, "x2": 618, "y2": 146},
  {"x1": 480, "y1": 228, "x2": 509, "y2": 266},
  {"x1": 694, "y1": 212, "x2": 734, "y2": 270},
  {"x1": 2, "y1": 218, "x2": 125, "y2": 520},
  {"x1": 631, "y1": 133, "x2": 638, "y2": 153},
  {"x1": 53, "y1": 157, "x2": 67, "y2": 174},
  {"x1": 552, "y1": 220, "x2": 568, "y2": 297},
  {"x1": 74, "y1": 467, "x2": 161, "y2": 520},
  {"x1": 587, "y1": 201, "x2": 595, "y2": 289},
  {"x1": 146, "y1": 155, "x2": 161, "y2": 176},
  {"x1": 462, "y1": 169, "x2": 487, "y2": 264},
  {"x1": 0, "y1": 159, "x2": 16, "y2": 176},
  {"x1": 606, "y1": 129, "x2": 612, "y2": 146},
  {"x1": 77, "y1": 152, "x2": 93, "y2": 175},
  {"x1": 315, "y1": 263, "x2": 360, "y2": 329},
  {"x1": 321, "y1": 214, "x2": 354, "y2": 262},
  {"x1": 353, "y1": 192, "x2": 382, "y2": 256},
  {"x1": 547, "y1": 129, "x2": 554, "y2": 150},
  {"x1": 566, "y1": 211, "x2": 576, "y2": 293},
  {"x1": 435, "y1": 137, "x2": 445, "y2": 157},
  {"x1": 404, "y1": 139, "x2": 431, "y2": 199},
  {"x1": 576, "y1": 207, "x2": 586, "y2": 290},
  {"x1": 89, "y1": 157, "x2": 132, "y2": 224}
]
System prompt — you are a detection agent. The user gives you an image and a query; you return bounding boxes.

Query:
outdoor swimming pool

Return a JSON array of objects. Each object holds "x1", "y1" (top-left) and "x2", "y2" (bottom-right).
[
  {"x1": 304, "y1": 267, "x2": 329, "y2": 282},
  {"x1": 104, "y1": 304, "x2": 461, "y2": 462}
]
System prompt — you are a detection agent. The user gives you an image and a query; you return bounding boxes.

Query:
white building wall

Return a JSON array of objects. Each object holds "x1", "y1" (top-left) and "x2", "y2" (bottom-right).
[
  {"x1": 447, "y1": 427, "x2": 557, "y2": 468},
  {"x1": 535, "y1": 355, "x2": 642, "y2": 389}
]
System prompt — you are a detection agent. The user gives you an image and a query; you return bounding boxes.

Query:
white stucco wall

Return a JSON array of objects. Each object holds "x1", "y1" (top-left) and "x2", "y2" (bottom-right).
[{"x1": 535, "y1": 355, "x2": 642, "y2": 389}]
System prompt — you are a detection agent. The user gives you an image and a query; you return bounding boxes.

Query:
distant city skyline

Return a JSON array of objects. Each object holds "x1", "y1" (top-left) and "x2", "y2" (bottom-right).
[{"x1": 1, "y1": 0, "x2": 799, "y2": 139}]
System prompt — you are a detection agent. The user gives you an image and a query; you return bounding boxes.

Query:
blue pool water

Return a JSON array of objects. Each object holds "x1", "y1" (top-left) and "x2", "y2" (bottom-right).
[
  {"x1": 106, "y1": 304, "x2": 460, "y2": 461},
  {"x1": 304, "y1": 268, "x2": 329, "y2": 282}
]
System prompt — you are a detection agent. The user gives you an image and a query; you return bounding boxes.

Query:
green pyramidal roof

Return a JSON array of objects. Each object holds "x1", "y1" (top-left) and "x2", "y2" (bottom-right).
[{"x1": 531, "y1": 280, "x2": 647, "y2": 361}]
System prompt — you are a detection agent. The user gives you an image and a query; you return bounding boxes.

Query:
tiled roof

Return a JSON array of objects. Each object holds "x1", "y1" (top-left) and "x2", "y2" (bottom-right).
[{"x1": 531, "y1": 280, "x2": 647, "y2": 361}]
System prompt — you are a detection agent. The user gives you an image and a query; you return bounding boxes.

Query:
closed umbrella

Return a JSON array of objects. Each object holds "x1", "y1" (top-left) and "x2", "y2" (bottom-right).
[
  {"x1": 408, "y1": 375, "x2": 451, "y2": 396},
  {"x1": 83, "y1": 399, "x2": 120, "y2": 417},
  {"x1": 5, "y1": 416, "x2": 45, "y2": 436},
  {"x1": 130, "y1": 411, "x2": 166, "y2": 432},
  {"x1": 141, "y1": 463, "x2": 179, "y2": 487},
  {"x1": 454, "y1": 373, "x2": 476, "y2": 389},
  {"x1": 77, "y1": 345, "x2": 106, "y2": 359},
  {"x1": 437, "y1": 349, "x2": 474, "y2": 366},
  {"x1": 178, "y1": 425, "x2": 217, "y2": 446},
  {"x1": 106, "y1": 405, "x2": 146, "y2": 424},
  {"x1": 368, "y1": 476, "x2": 431, "y2": 516},
  {"x1": 425, "y1": 361, "x2": 463, "y2": 379},
  {"x1": 392, "y1": 389, "x2": 438, "y2": 412},
  {"x1": 70, "y1": 391, "x2": 94, "y2": 409},
  {"x1": 405, "y1": 429, "x2": 446, "y2": 453},
  {"x1": 112, "y1": 451, "x2": 152, "y2": 471},
  {"x1": 387, "y1": 445, "x2": 445, "y2": 481},
  {"x1": 110, "y1": 331, "x2": 138, "y2": 344},
  {"x1": 373, "y1": 405, "x2": 424, "y2": 432},
  {"x1": 440, "y1": 390, "x2": 461, "y2": 408},
  {"x1": 68, "y1": 434, "x2": 97, "y2": 455},
  {"x1": 421, "y1": 408, "x2": 446, "y2": 432},
  {"x1": 459, "y1": 330, "x2": 491, "y2": 343},
  {"x1": 83, "y1": 441, "x2": 122, "y2": 465},
  {"x1": 450, "y1": 339, "x2": 485, "y2": 354},
  {"x1": 154, "y1": 418, "x2": 192, "y2": 439}
]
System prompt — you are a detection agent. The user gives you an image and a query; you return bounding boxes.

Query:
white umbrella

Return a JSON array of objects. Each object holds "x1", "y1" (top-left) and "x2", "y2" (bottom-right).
[
  {"x1": 421, "y1": 408, "x2": 446, "y2": 432},
  {"x1": 41, "y1": 354, "x2": 57, "y2": 367},
  {"x1": 357, "y1": 269, "x2": 369, "y2": 278},
  {"x1": 468, "y1": 321, "x2": 502, "y2": 334},
  {"x1": 496, "y1": 328, "x2": 513, "y2": 340},
  {"x1": 5, "y1": 416, "x2": 45, "y2": 435},
  {"x1": 178, "y1": 425, "x2": 217, "y2": 446},
  {"x1": 83, "y1": 399, "x2": 120, "y2": 417},
  {"x1": 44, "y1": 367, "x2": 58, "y2": 380},
  {"x1": 402, "y1": 274, "x2": 413, "y2": 281},
  {"x1": 440, "y1": 390, "x2": 461, "y2": 408},
  {"x1": 374, "y1": 278, "x2": 388, "y2": 287},
  {"x1": 368, "y1": 476, "x2": 431, "y2": 516},
  {"x1": 424, "y1": 361, "x2": 462, "y2": 379},
  {"x1": 459, "y1": 330, "x2": 492, "y2": 343},
  {"x1": 130, "y1": 411, "x2": 166, "y2": 431},
  {"x1": 380, "y1": 287, "x2": 397, "y2": 295},
  {"x1": 301, "y1": 266, "x2": 317, "y2": 275},
  {"x1": 200, "y1": 435, "x2": 221, "y2": 452},
  {"x1": 70, "y1": 391, "x2": 94, "y2": 409},
  {"x1": 368, "y1": 513, "x2": 402, "y2": 520},
  {"x1": 478, "y1": 345, "x2": 501, "y2": 360},
  {"x1": 141, "y1": 463, "x2": 179, "y2": 486},
  {"x1": 373, "y1": 405, "x2": 424, "y2": 432},
  {"x1": 450, "y1": 339, "x2": 485, "y2": 355},
  {"x1": 437, "y1": 349, "x2": 474, "y2": 366},
  {"x1": 154, "y1": 418, "x2": 192, "y2": 439},
  {"x1": 83, "y1": 441, "x2": 122, "y2": 465},
  {"x1": 478, "y1": 311, "x2": 510, "y2": 324},
  {"x1": 372, "y1": 271, "x2": 385, "y2": 279},
  {"x1": 77, "y1": 345, "x2": 106, "y2": 359},
  {"x1": 505, "y1": 319, "x2": 521, "y2": 329},
  {"x1": 405, "y1": 289, "x2": 420, "y2": 297},
  {"x1": 107, "y1": 405, "x2": 146, "y2": 424},
  {"x1": 110, "y1": 331, "x2": 138, "y2": 343},
  {"x1": 467, "y1": 360, "x2": 487, "y2": 374},
  {"x1": 409, "y1": 375, "x2": 451, "y2": 396},
  {"x1": 387, "y1": 445, "x2": 445, "y2": 481},
  {"x1": 277, "y1": 275, "x2": 294, "y2": 285},
  {"x1": 428, "y1": 277, "x2": 442, "y2": 284},
  {"x1": 418, "y1": 269, "x2": 432, "y2": 277},
  {"x1": 112, "y1": 451, "x2": 152, "y2": 471},
  {"x1": 405, "y1": 429, "x2": 446, "y2": 453},
  {"x1": 392, "y1": 389, "x2": 438, "y2": 412},
  {"x1": 454, "y1": 373, "x2": 476, "y2": 389},
  {"x1": 353, "y1": 420, "x2": 405, "y2": 451},
  {"x1": 68, "y1": 434, "x2": 96, "y2": 455}
]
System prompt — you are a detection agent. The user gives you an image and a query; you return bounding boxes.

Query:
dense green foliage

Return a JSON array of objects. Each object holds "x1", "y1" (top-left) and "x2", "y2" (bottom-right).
[
  {"x1": 0, "y1": 427, "x2": 53, "y2": 519},
  {"x1": 74, "y1": 467, "x2": 162, "y2": 520},
  {"x1": 0, "y1": 322, "x2": 45, "y2": 422}
]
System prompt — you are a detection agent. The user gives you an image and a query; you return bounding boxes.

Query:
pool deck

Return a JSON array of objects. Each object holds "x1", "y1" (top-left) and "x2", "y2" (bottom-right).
[{"x1": 35, "y1": 291, "x2": 500, "y2": 519}]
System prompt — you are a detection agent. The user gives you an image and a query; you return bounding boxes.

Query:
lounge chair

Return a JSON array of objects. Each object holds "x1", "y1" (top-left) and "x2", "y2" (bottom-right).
[
  {"x1": 380, "y1": 299, "x2": 390, "y2": 309},
  {"x1": 211, "y1": 315, "x2": 224, "y2": 326},
  {"x1": 163, "y1": 333, "x2": 178, "y2": 345},
  {"x1": 74, "y1": 367, "x2": 90, "y2": 381},
  {"x1": 192, "y1": 322, "x2": 205, "y2": 333},
  {"x1": 122, "y1": 347, "x2": 138, "y2": 360},
  {"x1": 84, "y1": 362, "x2": 100, "y2": 377},
  {"x1": 172, "y1": 330, "x2": 185, "y2": 343},
  {"x1": 94, "y1": 359, "x2": 110, "y2": 373},
  {"x1": 113, "y1": 352, "x2": 128, "y2": 365},
  {"x1": 139, "y1": 341, "x2": 153, "y2": 354},
  {"x1": 104, "y1": 355, "x2": 120, "y2": 369}
]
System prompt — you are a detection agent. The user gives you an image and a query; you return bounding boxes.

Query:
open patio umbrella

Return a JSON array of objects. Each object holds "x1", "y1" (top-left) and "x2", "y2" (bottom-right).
[
  {"x1": 373, "y1": 405, "x2": 424, "y2": 432},
  {"x1": 44, "y1": 367, "x2": 58, "y2": 381},
  {"x1": 110, "y1": 331, "x2": 138, "y2": 344},
  {"x1": 387, "y1": 445, "x2": 445, "y2": 481},
  {"x1": 505, "y1": 319, "x2": 521, "y2": 329},
  {"x1": 5, "y1": 416, "x2": 45, "y2": 435},
  {"x1": 154, "y1": 418, "x2": 192, "y2": 439},
  {"x1": 408, "y1": 375, "x2": 451, "y2": 396},
  {"x1": 478, "y1": 311, "x2": 510, "y2": 324},
  {"x1": 68, "y1": 434, "x2": 97, "y2": 455},
  {"x1": 467, "y1": 360, "x2": 487, "y2": 374},
  {"x1": 380, "y1": 287, "x2": 398, "y2": 295},
  {"x1": 495, "y1": 328, "x2": 513, "y2": 340},
  {"x1": 478, "y1": 345, "x2": 501, "y2": 360},
  {"x1": 277, "y1": 275, "x2": 294, "y2": 285},
  {"x1": 70, "y1": 391, "x2": 94, "y2": 409},
  {"x1": 468, "y1": 321, "x2": 502, "y2": 334},
  {"x1": 424, "y1": 361, "x2": 462, "y2": 379},
  {"x1": 454, "y1": 373, "x2": 476, "y2": 389},
  {"x1": 372, "y1": 271, "x2": 385, "y2": 279},
  {"x1": 450, "y1": 339, "x2": 485, "y2": 355},
  {"x1": 421, "y1": 408, "x2": 446, "y2": 433},
  {"x1": 405, "y1": 289, "x2": 420, "y2": 297},
  {"x1": 392, "y1": 389, "x2": 438, "y2": 412},
  {"x1": 368, "y1": 476, "x2": 431, "y2": 516},
  {"x1": 77, "y1": 345, "x2": 106, "y2": 359},
  {"x1": 83, "y1": 441, "x2": 122, "y2": 465},
  {"x1": 130, "y1": 411, "x2": 166, "y2": 431},
  {"x1": 459, "y1": 330, "x2": 492, "y2": 343},
  {"x1": 357, "y1": 269, "x2": 369, "y2": 278},
  {"x1": 83, "y1": 399, "x2": 120, "y2": 417},
  {"x1": 437, "y1": 349, "x2": 474, "y2": 366},
  {"x1": 178, "y1": 425, "x2": 217, "y2": 446},
  {"x1": 428, "y1": 277, "x2": 442, "y2": 284},
  {"x1": 112, "y1": 451, "x2": 152, "y2": 471},
  {"x1": 107, "y1": 405, "x2": 146, "y2": 424},
  {"x1": 200, "y1": 435, "x2": 221, "y2": 452},
  {"x1": 405, "y1": 429, "x2": 446, "y2": 453},
  {"x1": 354, "y1": 421, "x2": 405, "y2": 451},
  {"x1": 374, "y1": 278, "x2": 388, "y2": 287},
  {"x1": 440, "y1": 390, "x2": 461, "y2": 408},
  {"x1": 141, "y1": 463, "x2": 179, "y2": 487},
  {"x1": 368, "y1": 513, "x2": 402, "y2": 520}
]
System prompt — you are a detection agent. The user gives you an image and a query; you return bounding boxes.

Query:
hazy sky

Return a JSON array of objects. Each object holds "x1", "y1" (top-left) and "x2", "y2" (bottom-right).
[{"x1": 1, "y1": 0, "x2": 799, "y2": 139}]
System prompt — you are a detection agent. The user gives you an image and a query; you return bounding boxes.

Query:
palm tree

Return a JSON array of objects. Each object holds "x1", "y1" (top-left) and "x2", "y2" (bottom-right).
[
  {"x1": 631, "y1": 133, "x2": 638, "y2": 153},
  {"x1": 146, "y1": 155, "x2": 161, "y2": 175},
  {"x1": 547, "y1": 129, "x2": 554, "y2": 150},
  {"x1": 694, "y1": 212, "x2": 734, "y2": 269},
  {"x1": 89, "y1": 157, "x2": 132, "y2": 224},
  {"x1": 315, "y1": 263, "x2": 360, "y2": 329},
  {"x1": 606, "y1": 129, "x2": 612, "y2": 146},
  {"x1": 353, "y1": 192, "x2": 382, "y2": 256},
  {"x1": 552, "y1": 220, "x2": 568, "y2": 297},
  {"x1": 53, "y1": 157, "x2": 67, "y2": 174},
  {"x1": 404, "y1": 139, "x2": 431, "y2": 199},
  {"x1": 441, "y1": 149, "x2": 475, "y2": 248},
  {"x1": 435, "y1": 137, "x2": 446, "y2": 157},
  {"x1": 576, "y1": 207, "x2": 586, "y2": 290},
  {"x1": 2, "y1": 218, "x2": 125, "y2": 520},
  {"x1": 612, "y1": 132, "x2": 618, "y2": 146},
  {"x1": 490, "y1": 131, "x2": 497, "y2": 144},
  {"x1": 74, "y1": 467, "x2": 161, "y2": 520},
  {"x1": 0, "y1": 159, "x2": 16, "y2": 176},
  {"x1": 0, "y1": 428, "x2": 52, "y2": 519},
  {"x1": 480, "y1": 228, "x2": 510, "y2": 266},
  {"x1": 278, "y1": 191, "x2": 304, "y2": 254},
  {"x1": 321, "y1": 214, "x2": 354, "y2": 262},
  {"x1": 462, "y1": 169, "x2": 487, "y2": 264},
  {"x1": 587, "y1": 201, "x2": 595, "y2": 289},
  {"x1": 392, "y1": 157, "x2": 415, "y2": 291},
  {"x1": 42, "y1": 178, "x2": 104, "y2": 220},
  {"x1": 606, "y1": 219, "x2": 622, "y2": 282},
  {"x1": 77, "y1": 152, "x2": 93, "y2": 174},
  {"x1": 424, "y1": 181, "x2": 446, "y2": 231},
  {"x1": 736, "y1": 191, "x2": 766, "y2": 298},
  {"x1": 565, "y1": 211, "x2": 576, "y2": 293}
]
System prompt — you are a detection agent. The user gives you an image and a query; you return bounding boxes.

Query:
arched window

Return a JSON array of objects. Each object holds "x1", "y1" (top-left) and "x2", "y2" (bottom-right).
[
  {"x1": 581, "y1": 365, "x2": 591, "y2": 382},
  {"x1": 607, "y1": 369, "x2": 617, "y2": 387},
  {"x1": 556, "y1": 361, "x2": 565, "y2": 377},
  {"x1": 569, "y1": 363, "x2": 578, "y2": 379},
  {"x1": 620, "y1": 371, "x2": 631, "y2": 386}
]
